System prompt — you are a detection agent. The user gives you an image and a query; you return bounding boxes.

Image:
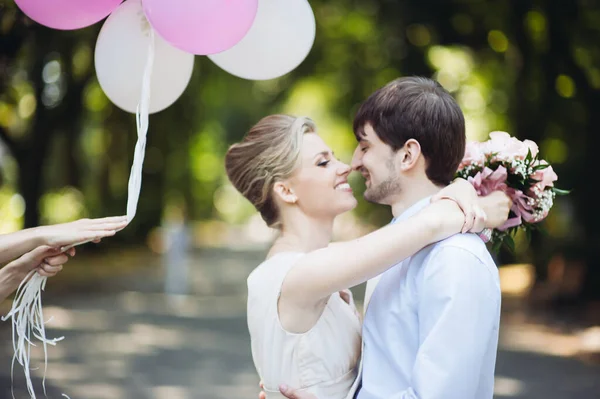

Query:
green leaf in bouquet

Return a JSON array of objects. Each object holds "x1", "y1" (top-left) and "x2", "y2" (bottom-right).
[
  {"x1": 491, "y1": 238, "x2": 503, "y2": 254},
  {"x1": 504, "y1": 234, "x2": 516, "y2": 253},
  {"x1": 533, "y1": 163, "x2": 550, "y2": 171},
  {"x1": 525, "y1": 148, "x2": 533, "y2": 163},
  {"x1": 525, "y1": 227, "x2": 532, "y2": 242},
  {"x1": 552, "y1": 187, "x2": 571, "y2": 196}
]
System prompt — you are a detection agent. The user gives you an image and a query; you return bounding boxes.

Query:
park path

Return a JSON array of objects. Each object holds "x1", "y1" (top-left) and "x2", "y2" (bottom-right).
[{"x1": 0, "y1": 247, "x2": 597, "y2": 399}]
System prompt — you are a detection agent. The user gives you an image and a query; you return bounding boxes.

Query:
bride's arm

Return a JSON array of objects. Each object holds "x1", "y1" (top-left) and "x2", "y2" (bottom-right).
[{"x1": 281, "y1": 198, "x2": 470, "y2": 305}]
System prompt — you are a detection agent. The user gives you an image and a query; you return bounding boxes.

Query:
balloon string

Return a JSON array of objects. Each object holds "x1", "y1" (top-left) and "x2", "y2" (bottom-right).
[{"x1": 127, "y1": 28, "x2": 155, "y2": 223}]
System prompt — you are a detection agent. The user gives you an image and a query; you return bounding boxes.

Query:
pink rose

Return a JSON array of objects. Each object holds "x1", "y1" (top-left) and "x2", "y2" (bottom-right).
[
  {"x1": 487, "y1": 131, "x2": 537, "y2": 161},
  {"x1": 531, "y1": 162, "x2": 558, "y2": 190},
  {"x1": 523, "y1": 139, "x2": 539, "y2": 158},
  {"x1": 459, "y1": 141, "x2": 486, "y2": 169}
]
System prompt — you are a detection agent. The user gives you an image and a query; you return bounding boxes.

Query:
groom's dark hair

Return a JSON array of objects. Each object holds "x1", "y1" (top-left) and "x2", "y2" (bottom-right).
[{"x1": 353, "y1": 76, "x2": 465, "y2": 186}]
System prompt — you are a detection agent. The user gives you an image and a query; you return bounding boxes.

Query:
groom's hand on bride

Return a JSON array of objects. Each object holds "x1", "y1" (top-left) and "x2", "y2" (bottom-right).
[
  {"x1": 279, "y1": 384, "x2": 318, "y2": 399},
  {"x1": 257, "y1": 382, "x2": 318, "y2": 399}
]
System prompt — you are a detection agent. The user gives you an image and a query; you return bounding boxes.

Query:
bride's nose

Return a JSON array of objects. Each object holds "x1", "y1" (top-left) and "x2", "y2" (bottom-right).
[{"x1": 337, "y1": 162, "x2": 352, "y2": 176}]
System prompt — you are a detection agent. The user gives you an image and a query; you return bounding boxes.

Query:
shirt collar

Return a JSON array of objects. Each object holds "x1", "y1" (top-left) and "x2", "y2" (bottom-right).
[{"x1": 391, "y1": 196, "x2": 432, "y2": 224}]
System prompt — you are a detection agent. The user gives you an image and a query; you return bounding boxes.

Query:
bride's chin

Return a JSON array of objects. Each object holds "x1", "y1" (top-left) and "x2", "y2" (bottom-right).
[{"x1": 339, "y1": 199, "x2": 358, "y2": 214}]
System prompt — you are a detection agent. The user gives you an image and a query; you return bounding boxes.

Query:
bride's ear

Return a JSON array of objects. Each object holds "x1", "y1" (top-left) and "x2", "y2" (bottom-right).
[
  {"x1": 273, "y1": 182, "x2": 298, "y2": 204},
  {"x1": 398, "y1": 139, "x2": 422, "y2": 171}
]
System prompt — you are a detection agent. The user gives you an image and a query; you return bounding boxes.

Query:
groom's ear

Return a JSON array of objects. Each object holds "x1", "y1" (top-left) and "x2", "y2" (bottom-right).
[{"x1": 398, "y1": 139, "x2": 422, "y2": 171}]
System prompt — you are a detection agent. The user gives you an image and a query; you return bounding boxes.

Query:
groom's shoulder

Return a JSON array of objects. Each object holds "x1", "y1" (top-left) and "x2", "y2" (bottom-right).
[
  {"x1": 430, "y1": 233, "x2": 496, "y2": 268},
  {"x1": 418, "y1": 234, "x2": 499, "y2": 291}
]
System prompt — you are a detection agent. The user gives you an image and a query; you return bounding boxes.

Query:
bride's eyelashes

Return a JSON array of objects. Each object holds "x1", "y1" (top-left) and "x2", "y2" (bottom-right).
[{"x1": 317, "y1": 160, "x2": 330, "y2": 167}]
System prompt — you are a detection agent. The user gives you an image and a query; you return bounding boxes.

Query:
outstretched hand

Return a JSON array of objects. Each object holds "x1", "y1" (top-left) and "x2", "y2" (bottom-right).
[{"x1": 38, "y1": 216, "x2": 128, "y2": 250}]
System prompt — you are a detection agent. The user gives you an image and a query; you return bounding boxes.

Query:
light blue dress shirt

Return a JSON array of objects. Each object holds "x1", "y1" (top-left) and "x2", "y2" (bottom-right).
[{"x1": 356, "y1": 197, "x2": 501, "y2": 399}]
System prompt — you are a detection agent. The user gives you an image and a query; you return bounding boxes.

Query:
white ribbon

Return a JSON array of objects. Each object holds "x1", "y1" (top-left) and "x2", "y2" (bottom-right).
[
  {"x1": 2, "y1": 29, "x2": 156, "y2": 398},
  {"x1": 1, "y1": 272, "x2": 64, "y2": 398},
  {"x1": 127, "y1": 28, "x2": 155, "y2": 222}
]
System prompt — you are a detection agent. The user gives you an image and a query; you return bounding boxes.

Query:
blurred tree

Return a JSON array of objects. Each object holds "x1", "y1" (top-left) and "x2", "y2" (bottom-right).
[{"x1": 0, "y1": 0, "x2": 599, "y2": 301}]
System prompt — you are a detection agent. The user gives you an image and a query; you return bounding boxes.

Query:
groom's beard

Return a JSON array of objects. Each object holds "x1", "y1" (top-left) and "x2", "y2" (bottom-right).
[
  {"x1": 364, "y1": 178, "x2": 401, "y2": 204},
  {"x1": 363, "y1": 158, "x2": 401, "y2": 204}
]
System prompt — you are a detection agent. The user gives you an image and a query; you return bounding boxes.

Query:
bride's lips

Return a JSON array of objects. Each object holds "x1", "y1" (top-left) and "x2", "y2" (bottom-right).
[{"x1": 334, "y1": 182, "x2": 353, "y2": 192}]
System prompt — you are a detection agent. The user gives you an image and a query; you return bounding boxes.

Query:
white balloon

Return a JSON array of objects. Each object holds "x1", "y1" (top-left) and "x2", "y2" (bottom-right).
[
  {"x1": 94, "y1": 0, "x2": 194, "y2": 114},
  {"x1": 208, "y1": 0, "x2": 315, "y2": 80}
]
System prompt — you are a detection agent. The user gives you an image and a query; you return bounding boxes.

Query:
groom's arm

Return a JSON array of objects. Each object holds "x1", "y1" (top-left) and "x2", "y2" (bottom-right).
[{"x1": 390, "y1": 245, "x2": 500, "y2": 399}]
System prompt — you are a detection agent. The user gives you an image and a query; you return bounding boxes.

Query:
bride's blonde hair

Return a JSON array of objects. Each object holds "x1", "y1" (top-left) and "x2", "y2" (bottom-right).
[{"x1": 225, "y1": 114, "x2": 316, "y2": 228}]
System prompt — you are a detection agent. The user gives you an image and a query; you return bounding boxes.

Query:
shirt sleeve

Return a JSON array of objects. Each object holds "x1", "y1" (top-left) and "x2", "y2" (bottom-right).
[{"x1": 388, "y1": 246, "x2": 500, "y2": 399}]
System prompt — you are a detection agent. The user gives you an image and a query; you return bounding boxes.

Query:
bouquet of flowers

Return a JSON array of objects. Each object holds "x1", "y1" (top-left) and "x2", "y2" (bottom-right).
[{"x1": 456, "y1": 131, "x2": 569, "y2": 253}]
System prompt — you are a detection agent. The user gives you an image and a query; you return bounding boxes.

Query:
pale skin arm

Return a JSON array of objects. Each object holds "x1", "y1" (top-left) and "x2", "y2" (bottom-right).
[
  {"x1": 282, "y1": 180, "x2": 511, "y2": 306},
  {"x1": 281, "y1": 199, "x2": 472, "y2": 307},
  {"x1": 0, "y1": 216, "x2": 128, "y2": 265},
  {"x1": 0, "y1": 246, "x2": 73, "y2": 303}
]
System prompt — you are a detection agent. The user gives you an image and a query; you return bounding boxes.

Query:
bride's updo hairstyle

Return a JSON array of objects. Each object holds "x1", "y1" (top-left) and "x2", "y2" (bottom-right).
[{"x1": 225, "y1": 114, "x2": 316, "y2": 228}]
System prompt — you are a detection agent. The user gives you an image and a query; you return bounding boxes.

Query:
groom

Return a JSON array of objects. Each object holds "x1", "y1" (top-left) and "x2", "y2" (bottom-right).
[{"x1": 274, "y1": 77, "x2": 505, "y2": 399}]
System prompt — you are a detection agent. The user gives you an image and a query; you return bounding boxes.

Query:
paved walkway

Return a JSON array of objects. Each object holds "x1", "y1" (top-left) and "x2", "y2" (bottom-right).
[{"x1": 0, "y1": 248, "x2": 598, "y2": 398}]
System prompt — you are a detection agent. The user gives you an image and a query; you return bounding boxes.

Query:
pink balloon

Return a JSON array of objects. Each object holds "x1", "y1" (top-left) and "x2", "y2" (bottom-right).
[
  {"x1": 142, "y1": 0, "x2": 259, "y2": 55},
  {"x1": 15, "y1": 0, "x2": 123, "y2": 30}
]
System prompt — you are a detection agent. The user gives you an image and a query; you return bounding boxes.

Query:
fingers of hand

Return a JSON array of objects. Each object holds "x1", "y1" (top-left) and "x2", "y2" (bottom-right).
[
  {"x1": 37, "y1": 261, "x2": 63, "y2": 277},
  {"x1": 279, "y1": 385, "x2": 295, "y2": 399},
  {"x1": 87, "y1": 216, "x2": 128, "y2": 231},
  {"x1": 90, "y1": 221, "x2": 128, "y2": 231},
  {"x1": 45, "y1": 254, "x2": 69, "y2": 266},
  {"x1": 82, "y1": 216, "x2": 127, "y2": 226},
  {"x1": 505, "y1": 197, "x2": 513, "y2": 213},
  {"x1": 462, "y1": 209, "x2": 475, "y2": 233},
  {"x1": 25, "y1": 246, "x2": 60, "y2": 263},
  {"x1": 472, "y1": 206, "x2": 487, "y2": 232},
  {"x1": 81, "y1": 230, "x2": 116, "y2": 242}
]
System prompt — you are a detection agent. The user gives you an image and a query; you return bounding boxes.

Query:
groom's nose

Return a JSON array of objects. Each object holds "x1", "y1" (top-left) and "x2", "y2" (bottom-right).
[{"x1": 350, "y1": 146, "x2": 363, "y2": 171}]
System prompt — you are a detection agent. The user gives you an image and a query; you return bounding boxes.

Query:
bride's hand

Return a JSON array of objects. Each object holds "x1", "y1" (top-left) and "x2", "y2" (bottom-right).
[
  {"x1": 421, "y1": 199, "x2": 485, "y2": 242},
  {"x1": 479, "y1": 191, "x2": 512, "y2": 229},
  {"x1": 431, "y1": 178, "x2": 485, "y2": 233}
]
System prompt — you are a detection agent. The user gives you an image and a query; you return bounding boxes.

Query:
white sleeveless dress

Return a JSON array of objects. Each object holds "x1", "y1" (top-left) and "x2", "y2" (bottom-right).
[{"x1": 247, "y1": 252, "x2": 362, "y2": 399}]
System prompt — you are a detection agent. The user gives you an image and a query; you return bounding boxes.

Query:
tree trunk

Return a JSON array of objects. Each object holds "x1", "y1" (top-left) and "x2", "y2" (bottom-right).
[{"x1": 20, "y1": 31, "x2": 52, "y2": 228}]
